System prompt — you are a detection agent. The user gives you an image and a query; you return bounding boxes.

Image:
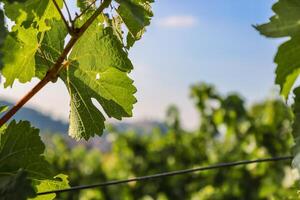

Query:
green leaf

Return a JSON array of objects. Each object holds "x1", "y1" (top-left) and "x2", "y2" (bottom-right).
[
  {"x1": 0, "y1": 105, "x2": 8, "y2": 114},
  {"x1": 0, "y1": 121, "x2": 69, "y2": 199},
  {"x1": 0, "y1": 120, "x2": 52, "y2": 179},
  {"x1": 4, "y1": 0, "x2": 63, "y2": 32},
  {"x1": 274, "y1": 34, "x2": 300, "y2": 99},
  {"x1": 35, "y1": 19, "x2": 68, "y2": 79},
  {"x1": 115, "y1": 0, "x2": 154, "y2": 49},
  {"x1": 291, "y1": 87, "x2": 300, "y2": 173},
  {"x1": 255, "y1": 0, "x2": 300, "y2": 38},
  {"x1": 108, "y1": 15, "x2": 124, "y2": 44},
  {"x1": 255, "y1": 0, "x2": 300, "y2": 99},
  {"x1": 69, "y1": 22, "x2": 133, "y2": 72},
  {"x1": 0, "y1": 169, "x2": 35, "y2": 200},
  {"x1": 0, "y1": 1, "x2": 29, "y2": 68},
  {"x1": 30, "y1": 174, "x2": 70, "y2": 200},
  {"x1": 1, "y1": 0, "x2": 64, "y2": 84},
  {"x1": 1, "y1": 26, "x2": 39, "y2": 87},
  {"x1": 1, "y1": 19, "x2": 67, "y2": 86},
  {"x1": 60, "y1": 19, "x2": 136, "y2": 140},
  {"x1": 61, "y1": 69, "x2": 106, "y2": 140}
]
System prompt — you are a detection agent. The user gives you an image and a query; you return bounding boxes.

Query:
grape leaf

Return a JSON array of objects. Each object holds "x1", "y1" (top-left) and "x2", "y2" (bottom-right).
[
  {"x1": 0, "y1": 105, "x2": 8, "y2": 113},
  {"x1": 255, "y1": 0, "x2": 300, "y2": 38},
  {"x1": 0, "y1": 120, "x2": 55, "y2": 199},
  {"x1": 255, "y1": 0, "x2": 300, "y2": 99},
  {"x1": 60, "y1": 19, "x2": 136, "y2": 140},
  {"x1": 0, "y1": 120, "x2": 53, "y2": 179},
  {"x1": 0, "y1": 121, "x2": 69, "y2": 199},
  {"x1": 0, "y1": 170, "x2": 35, "y2": 200},
  {"x1": 69, "y1": 22, "x2": 133, "y2": 72},
  {"x1": 1, "y1": 19, "x2": 67, "y2": 87},
  {"x1": 105, "y1": 15, "x2": 124, "y2": 45},
  {"x1": 30, "y1": 174, "x2": 70, "y2": 200},
  {"x1": 35, "y1": 19, "x2": 68, "y2": 79},
  {"x1": 115, "y1": 0, "x2": 154, "y2": 49},
  {"x1": 0, "y1": 0, "x2": 65, "y2": 86},
  {"x1": 0, "y1": 0, "x2": 64, "y2": 85},
  {"x1": 274, "y1": 35, "x2": 300, "y2": 98},
  {"x1": 61, "y1": 69, "x2": 106, "y2": 140},
  {"x1": 1, "y1": 26, "x2": 39, "y2": 87},
  {"x1": 4, "y1": 0, "x2": 63, "y2": 32},
  {"x1": 0, "y1": 0, "x2": 30, "y2": 68}
]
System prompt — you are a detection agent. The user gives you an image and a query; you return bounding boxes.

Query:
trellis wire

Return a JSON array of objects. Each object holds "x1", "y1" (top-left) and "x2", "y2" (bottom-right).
[{"x1": 37, "y1": 155, "x2": 293, "y2": 195}]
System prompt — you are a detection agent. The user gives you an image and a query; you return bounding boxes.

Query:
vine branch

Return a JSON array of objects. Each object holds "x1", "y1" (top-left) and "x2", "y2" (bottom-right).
[{"x1": 0, "y1": 0, "x2": 113, "y2": 127}]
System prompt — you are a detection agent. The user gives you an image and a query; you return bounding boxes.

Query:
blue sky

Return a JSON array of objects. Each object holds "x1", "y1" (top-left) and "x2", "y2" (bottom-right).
[{"x1": 0, "y1": 0, "x2": 282, "y2": 129}]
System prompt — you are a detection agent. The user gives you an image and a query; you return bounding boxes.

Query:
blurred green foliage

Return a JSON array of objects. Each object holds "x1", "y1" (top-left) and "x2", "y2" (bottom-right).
[{"x1": 45, "y1": 83, "x2": 299, "y2": 199}]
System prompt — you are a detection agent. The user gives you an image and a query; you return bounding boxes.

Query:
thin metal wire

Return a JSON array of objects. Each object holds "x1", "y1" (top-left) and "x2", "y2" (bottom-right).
[{"x1": 37, "y1": 155, "x2": 293, "y2": 196}]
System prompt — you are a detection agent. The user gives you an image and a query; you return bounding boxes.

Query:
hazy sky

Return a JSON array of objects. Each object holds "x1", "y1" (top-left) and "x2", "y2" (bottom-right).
[{"x1": 0, "y1": 0, "x2": 282, "y2": 129}]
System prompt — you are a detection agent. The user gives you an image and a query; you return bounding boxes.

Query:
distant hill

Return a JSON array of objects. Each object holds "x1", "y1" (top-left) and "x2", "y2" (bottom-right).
[
  {"x1": 0, "y1": 100, "x2": 68, "y2": 134},
  {"x1": 113, "y1": 120, "x2": 168, "y2": 134},
  {"x1": 0, "y1": 100, "x2": 167, "y2": 135}
]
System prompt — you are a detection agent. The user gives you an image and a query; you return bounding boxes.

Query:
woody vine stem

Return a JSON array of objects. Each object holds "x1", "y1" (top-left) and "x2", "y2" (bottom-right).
[{"x1": 0, "y1": 0, "x2": 113, "y2": 127}]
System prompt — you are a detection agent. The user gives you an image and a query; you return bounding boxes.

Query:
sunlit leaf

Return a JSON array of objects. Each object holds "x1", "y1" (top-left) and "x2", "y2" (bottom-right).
[
  {"x1": 255, "y1": 0, "x2": 300, "y2": 99},
  {"x1": 1, "y1": 26, "x2": 39, "y2": 87},
  {"x1": 4, "y1": 0, "x2": 63, "y2": 32},
  {"x1": 115, "y1": 0, "x2": 154, "y2": 49},
  {"x1": 60, "y1": 18, "x2": 136, "y2": 140},
  {"x1": 30, "y1": 174, "x2": 70, "y2": 200},
  {"x1": 0, "y1": 120, "x2": 53, "y2": 179}
]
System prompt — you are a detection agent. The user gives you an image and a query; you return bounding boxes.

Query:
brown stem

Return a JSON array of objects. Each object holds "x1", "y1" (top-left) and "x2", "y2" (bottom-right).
[
  {"x1": 0, "y1": 77, "x2": 51, "y2": 126},
  {"x1": 63, "y1": 0, "x2": 73, "y2": 23},
  {"x1": 0, "y1": 0, "x2": 112, "y2": 127},
  {"x1": 52, "y1": 0, "x2": 72, "y2": 34}
]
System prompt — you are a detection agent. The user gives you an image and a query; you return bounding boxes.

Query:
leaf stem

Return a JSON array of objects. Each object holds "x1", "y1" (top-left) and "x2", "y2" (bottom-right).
[
  {"x1": 52, "y1": 0, "x2": 72, "y2": 34},
  {"x1": 0, "y1": 0, "x2": 112, "y2": 127},
  {"x1": 63, "y1": 0, "x2": 73, "y2": 23}
]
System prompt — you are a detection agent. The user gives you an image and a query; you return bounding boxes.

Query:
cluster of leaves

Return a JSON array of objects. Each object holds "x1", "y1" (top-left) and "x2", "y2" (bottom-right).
[
  {"x1": 0, "y1": 119, "x2": 69, "y2": 200},
  {"x1": 1, "y1": 0, "x2": 297, "y2": 197},
  {"x1": 0, "y1": 0, "x2": 154, "y2": 198},
  {"x1": 45, "y1": 83, "x2": 298, "y2": 199},
  {"x1": 255, "y1": 0, "x2": 300, "y2": 176},
  {"x1": 0, "y1": 0, "x2": 154, "y2": 140}
]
